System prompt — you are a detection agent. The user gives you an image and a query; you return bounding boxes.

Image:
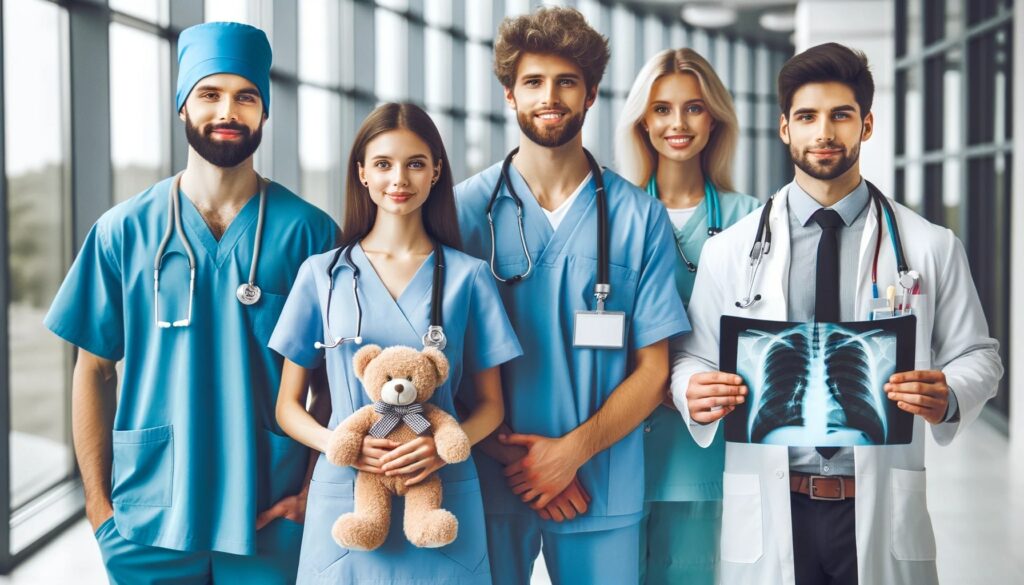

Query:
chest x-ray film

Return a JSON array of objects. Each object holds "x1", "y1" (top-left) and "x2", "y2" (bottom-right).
[{"x1": 720, "y1": 316, "x2": 916, "y2": 447}]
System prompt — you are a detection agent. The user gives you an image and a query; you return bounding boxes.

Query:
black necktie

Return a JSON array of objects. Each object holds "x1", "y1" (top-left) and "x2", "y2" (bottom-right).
[{"x1": 812, "y1": 208, "x2": 844, "y2": 459}]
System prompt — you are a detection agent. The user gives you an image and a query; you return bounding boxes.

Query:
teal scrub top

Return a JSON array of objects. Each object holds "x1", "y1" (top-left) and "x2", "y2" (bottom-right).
[
  {"x1": 44, "y1": 176, "x2": 338, "y2": 555},
  {"x1": 455, "y1": 162, "x2": 690, "y2": 534},
  {"x1": 644, "y1": 187, "x2": 760, "y2": 502},
  {"x1": 268, "y1": 245, "x2": 522, "y2": 581}
]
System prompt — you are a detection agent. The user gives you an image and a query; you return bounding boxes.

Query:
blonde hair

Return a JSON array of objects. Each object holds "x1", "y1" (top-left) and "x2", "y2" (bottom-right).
[{"x1": 615, "y1": 48, "x2": 738, "y2": 193}]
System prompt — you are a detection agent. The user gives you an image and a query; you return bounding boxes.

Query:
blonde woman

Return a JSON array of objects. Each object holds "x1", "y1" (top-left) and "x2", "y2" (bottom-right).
[{"x1": 615, "y1": 48, "x2": 759, "y2": 584}]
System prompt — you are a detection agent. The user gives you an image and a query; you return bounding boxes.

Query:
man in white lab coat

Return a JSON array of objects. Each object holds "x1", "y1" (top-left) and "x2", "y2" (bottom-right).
[{"x1": 671, "y1": 42, "x2": 1003, "y2": 585}]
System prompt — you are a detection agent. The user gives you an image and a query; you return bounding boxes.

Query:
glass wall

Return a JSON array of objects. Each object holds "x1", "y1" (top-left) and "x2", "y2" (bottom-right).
[
  {"x1": 894, "y1": 0, "x2": 1014, "y2": 421},
  {"x1": 0, "y1": 0, "x2": 791, "y2": 570}
]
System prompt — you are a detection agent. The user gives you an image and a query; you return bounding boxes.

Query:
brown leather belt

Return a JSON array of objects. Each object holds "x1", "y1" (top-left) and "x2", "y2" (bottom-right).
[{"x1": 790, "y1": 472, "x2": 856, "y2": 500}]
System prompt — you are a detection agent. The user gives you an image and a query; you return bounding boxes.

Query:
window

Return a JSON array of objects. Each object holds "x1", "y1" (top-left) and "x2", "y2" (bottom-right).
[
  {"x1": 894, "y1": 0, "x2": 1013, "y2": 420},
  {"x1": 4, "y1": 0, "x2": 73, "y2": 515},
  {"x1": 109, "y1": 23, "x2": 170, "y2": 202}
]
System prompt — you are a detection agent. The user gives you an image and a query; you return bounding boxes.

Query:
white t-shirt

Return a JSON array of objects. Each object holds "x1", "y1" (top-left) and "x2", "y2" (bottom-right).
[
  {"x1": 541, "y1": 172, "x2": 592, "y2": 230},
  {"x1": 665, "y1": 205, "x2": 698, "y2": 231}
]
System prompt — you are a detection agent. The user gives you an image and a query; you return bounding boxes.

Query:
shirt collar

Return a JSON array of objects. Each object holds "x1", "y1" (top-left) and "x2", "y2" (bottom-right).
[{"x1": 788, "y1": 178, "x2": 869, "y2": 227}]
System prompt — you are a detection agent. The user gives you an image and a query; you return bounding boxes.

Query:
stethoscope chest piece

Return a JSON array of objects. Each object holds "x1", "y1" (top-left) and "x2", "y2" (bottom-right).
[
  {"x1": 236, "y1": 282, "x2": 262, "y2": 305},
  {"x1": 422, "y1": 325, "x2": 447, "y2": 350}
]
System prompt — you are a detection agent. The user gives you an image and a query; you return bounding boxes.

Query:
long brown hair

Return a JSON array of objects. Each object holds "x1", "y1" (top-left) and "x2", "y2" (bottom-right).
[{"x1": 341, "y1": 103, "x2": 462, "y2": 250}]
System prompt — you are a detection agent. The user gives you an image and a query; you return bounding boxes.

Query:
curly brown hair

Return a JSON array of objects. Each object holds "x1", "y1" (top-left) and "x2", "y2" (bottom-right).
[{"x1": 493, "y1": 7, "x2": 610, "y2": 92}]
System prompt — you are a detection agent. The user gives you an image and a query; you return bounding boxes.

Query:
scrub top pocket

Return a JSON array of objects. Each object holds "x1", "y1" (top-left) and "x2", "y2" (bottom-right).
[
  {"x1": 300, "y1": 478, "x2": 354, "y2": 576},
  {"x1": 435, "y1": 478, "x2": 489, "y2": 573},
  {"x1": 259, "y1": 428, "x2": 309, "y2": 509},
  {"x1": 111, "y1": 424, "x2": 174, "y2": 507}
]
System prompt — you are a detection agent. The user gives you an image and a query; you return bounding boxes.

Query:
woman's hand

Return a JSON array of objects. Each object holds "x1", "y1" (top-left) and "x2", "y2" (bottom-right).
[
  {"x1": 379, "y1": 436, "x2": 447, "y2": 486},
  {"x1": 352, "y1": 436, "x2": 401, "y2": 474}
]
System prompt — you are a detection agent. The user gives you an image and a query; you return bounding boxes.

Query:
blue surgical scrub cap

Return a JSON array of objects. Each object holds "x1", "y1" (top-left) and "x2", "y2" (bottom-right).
[{"x1": 176, "y1": 22, "x2": 272, "y2": 116}]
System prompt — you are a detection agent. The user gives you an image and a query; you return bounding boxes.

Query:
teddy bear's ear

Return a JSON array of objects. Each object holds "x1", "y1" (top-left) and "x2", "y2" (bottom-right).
[
  {"x1": 352, "y1": 344, "x2": 383, "y2": 379},
  {"x1": 421, "y1": 347, "x2": 450, "y2": 384}
]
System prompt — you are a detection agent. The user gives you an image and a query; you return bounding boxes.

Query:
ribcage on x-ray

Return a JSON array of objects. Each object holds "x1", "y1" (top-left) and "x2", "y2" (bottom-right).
[
  {"x1": 748, "y1": 323, "x2": 887, "y2": 443},
  {"x1": 824, "y1": 331, "x2": 885, "y2": 443},
  {"x1": 750, "y1": 331, "x2": 810, "y2": 443}
]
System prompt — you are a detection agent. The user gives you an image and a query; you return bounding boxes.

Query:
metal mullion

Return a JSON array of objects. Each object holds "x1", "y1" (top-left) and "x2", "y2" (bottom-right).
[
  {"x1": 894, "y1": 8, "x2": 1012, "y2": 67},
  {"x1": 0, "y1": 0, "x2": 13, "y2": 569}
]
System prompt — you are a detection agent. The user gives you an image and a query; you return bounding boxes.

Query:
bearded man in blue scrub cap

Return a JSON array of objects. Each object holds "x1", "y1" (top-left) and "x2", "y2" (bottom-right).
[
  {"x1": 455, "y1": 8, "x2": 690, "y2": 584},
  {"x1": 44, "y1": 22, "x2": 338, "y2": 585}
]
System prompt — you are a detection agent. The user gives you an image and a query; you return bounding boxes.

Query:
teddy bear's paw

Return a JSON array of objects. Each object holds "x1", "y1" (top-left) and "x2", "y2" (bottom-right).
[
  {"x1": 434, "y1": 431, "x2": 472, "y2": 464},
  {"x1": 405, "y1": 509, "x2": 458, "y2": 548},
  {"x1": 325, "y1": 430, "x2": 362, "y2": 467},
  {"x1": 332, "y1": 513, "x2": 389, "y2": 551}
]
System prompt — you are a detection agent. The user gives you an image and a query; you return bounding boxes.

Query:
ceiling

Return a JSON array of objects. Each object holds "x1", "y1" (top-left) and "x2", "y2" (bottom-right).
[{"x1": 620, "y1": 0, "x2": 799, "y2": 47}]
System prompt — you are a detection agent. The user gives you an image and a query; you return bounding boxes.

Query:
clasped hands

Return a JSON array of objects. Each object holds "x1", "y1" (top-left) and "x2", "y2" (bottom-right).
[{"x1": 498, "y1": 433, "x2": 591, "y2": 522}]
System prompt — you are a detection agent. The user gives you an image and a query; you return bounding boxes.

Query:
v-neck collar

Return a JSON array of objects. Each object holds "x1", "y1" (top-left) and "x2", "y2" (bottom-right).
[
  {"x1": 178, "y1": 184, "x2": 263, "y2": 267},
  {"x1": 352, "y1": 243, "x2": 436, "y2": 338},
  {"x1": 506, "y1": 162, "x2": 597, "y2": 266},
  {"x1": 676, "y1": 202, "x2": 709, "y2": 247}
]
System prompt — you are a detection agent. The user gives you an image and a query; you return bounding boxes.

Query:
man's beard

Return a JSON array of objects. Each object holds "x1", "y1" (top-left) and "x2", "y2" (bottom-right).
[
  {"x1": 790, "y1": 139, "x2": 860, "y2": 181},
  {"x1": 516, "y1": 107, "x2": 586, "y2": 148},
  {"x1": 184, "y1": 112, "x2": 262, "y2": 168}
]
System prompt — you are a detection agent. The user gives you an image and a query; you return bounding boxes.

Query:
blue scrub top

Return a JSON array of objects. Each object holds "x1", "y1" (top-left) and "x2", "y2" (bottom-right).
[
  {"x1": 644, "y1": 190, "x2": 760, "y2": 502},
  {"x1": 455, "y1": 162, "x2": 690, "y2": 533},
  {"x1": 44, "y1": 176, "x2": 338, "y2": 555},
  {"x1": 268, "y1": 244, "x2": 522, "y2": 582}
]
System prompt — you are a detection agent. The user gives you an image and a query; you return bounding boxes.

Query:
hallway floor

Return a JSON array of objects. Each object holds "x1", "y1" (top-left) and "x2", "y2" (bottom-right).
[{"x1": 3, "y1": 417, "x2": 1021, "y2": 584}]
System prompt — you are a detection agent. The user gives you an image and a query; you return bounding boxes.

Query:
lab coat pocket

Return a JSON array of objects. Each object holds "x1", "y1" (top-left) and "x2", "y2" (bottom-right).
[
  {"x1": 303, "y1": 478, "x2": 354, "y2": 574},
  {"x1": 720, "y1": 472, "x2": 763, "y2": 564},
  {"x1": 249, "y1": 291, "x2": 288, "y2": 346},
  {"x1": 111, "y1": 425, "x2": 174, "y2": 507},
  {"x1": 890, "y1": 468, "x2": 936, "y2": 561},
  {"x1": 435, "y1": 478, "x2": 488, "y2": 574}
]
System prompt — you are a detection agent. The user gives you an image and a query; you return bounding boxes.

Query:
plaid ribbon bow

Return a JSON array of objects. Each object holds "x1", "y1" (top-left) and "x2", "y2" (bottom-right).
[{"x1": 369, "y1": 402, "x2": 432, "y2": 438}]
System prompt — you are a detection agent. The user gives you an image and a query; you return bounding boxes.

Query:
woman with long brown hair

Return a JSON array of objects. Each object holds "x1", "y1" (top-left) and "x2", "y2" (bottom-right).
[{"x1": 270, "y1": 103, "x2": 521, "y2": 584}]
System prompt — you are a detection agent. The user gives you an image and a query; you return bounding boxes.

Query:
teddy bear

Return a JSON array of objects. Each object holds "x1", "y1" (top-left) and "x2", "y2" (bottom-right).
[{"x1": 324, "y1": 344, "x2": 471, "y2": 551}]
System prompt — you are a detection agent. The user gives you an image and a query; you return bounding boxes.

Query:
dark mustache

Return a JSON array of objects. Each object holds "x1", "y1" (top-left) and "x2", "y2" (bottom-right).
[{"x1": 204, "y1": 122, "x2": 250, "y2": 135}]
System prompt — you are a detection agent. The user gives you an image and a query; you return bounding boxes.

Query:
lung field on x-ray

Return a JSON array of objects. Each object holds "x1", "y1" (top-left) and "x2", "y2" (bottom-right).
[{"x1": 737, "y1": 323, "x2": 897, "y2": 446}]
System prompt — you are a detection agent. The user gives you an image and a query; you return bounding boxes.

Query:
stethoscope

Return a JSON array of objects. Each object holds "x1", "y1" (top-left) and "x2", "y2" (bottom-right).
[
  {"x1": 735, "y1": 180, "x2": 912, "y2": 309},
  {"x1": 153, "y1": 172, "x2": 267, "y2": 328},
  {"x1": 486, "y1": 148, "x2": 608, "y2": 289},
  {"x1": 646, "y1": 176, "x2": 723, "y2": 272},
  {"x1": 313, "y1": 240, "x2": 447, "y2": 351}
]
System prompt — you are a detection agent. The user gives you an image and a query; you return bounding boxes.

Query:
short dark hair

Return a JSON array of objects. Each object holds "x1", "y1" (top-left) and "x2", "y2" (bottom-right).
[
  {"x1": 777, "y1": 42, "x2": 874, "y2": 119},
  {"x1": 493, "y1": 7, "x2": 610, "y2": 92}
]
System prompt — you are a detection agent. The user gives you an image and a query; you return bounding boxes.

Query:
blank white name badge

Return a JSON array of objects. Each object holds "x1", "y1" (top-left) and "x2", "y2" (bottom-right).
[{"x1": 573, "y1": 310, "x2": 626, "y2": 349}]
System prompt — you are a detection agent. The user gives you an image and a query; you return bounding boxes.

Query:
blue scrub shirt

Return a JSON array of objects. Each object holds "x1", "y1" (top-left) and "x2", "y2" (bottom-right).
[
  {"x1": 45, "y1": 176, "x2": 338, "y2": 555},
  {"x1": 268, "y1": 245, "x2": 522, "y2": 584},
  {"x1": 644, "y1": 191, "x2": 760, "y2": 502},
  {"x1": 455, "y1": 162, "x2": 690, "y2": 533}
]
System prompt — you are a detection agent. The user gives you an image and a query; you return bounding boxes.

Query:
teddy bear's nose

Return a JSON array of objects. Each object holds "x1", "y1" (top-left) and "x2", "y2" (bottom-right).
[{"x1": 394, "y1": 383, "x2": 405, "y2": 394}]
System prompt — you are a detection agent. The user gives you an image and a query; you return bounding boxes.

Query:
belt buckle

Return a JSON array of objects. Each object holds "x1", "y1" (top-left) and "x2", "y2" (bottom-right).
[{"x1": 808, "y1": 475, "x2": 845, "y2": 501}]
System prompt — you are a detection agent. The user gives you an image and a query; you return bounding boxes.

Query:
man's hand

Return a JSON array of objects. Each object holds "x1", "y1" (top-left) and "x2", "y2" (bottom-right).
[
  {"x1": 537, "y1": 475, "x2": 590, "y2": 522},
  {"x1": 685, "y1": 372, "x2": 746, "y2": 424},
  {"x1": 499, "y1": 433, "x2": 586, "y2": 509},
  {"x1": 256, "y1": 490, "x2": 309, "y2": 530},
  {"x1": 86, "y1": 498, "x2": 114, "y2": 533},
  {"x1": 886, "y1": 370, "x2": 950, "y2": 425}
]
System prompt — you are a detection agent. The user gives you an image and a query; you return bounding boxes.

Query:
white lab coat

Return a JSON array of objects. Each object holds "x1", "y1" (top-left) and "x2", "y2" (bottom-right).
[{"x1": 671, "y1": 185, "x2": 1003, "y2": 585}]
